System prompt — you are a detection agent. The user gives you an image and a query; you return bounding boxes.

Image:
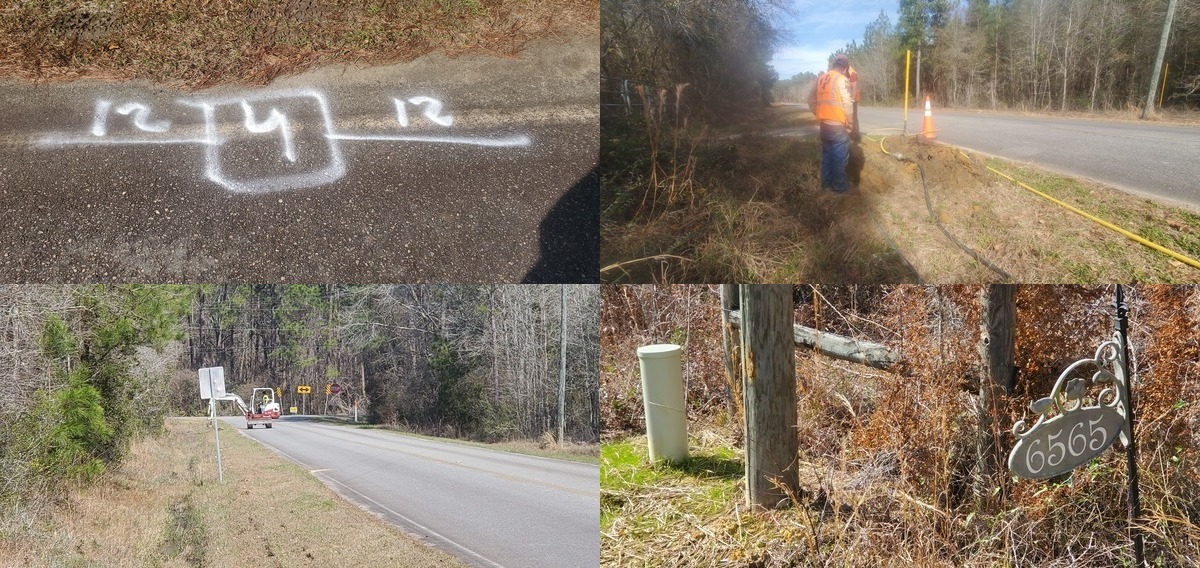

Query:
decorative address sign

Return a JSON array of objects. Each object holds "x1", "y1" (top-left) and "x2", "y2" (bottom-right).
[{"x1": 1008, "y1": 333, "x2": 1132, "y2": 480}]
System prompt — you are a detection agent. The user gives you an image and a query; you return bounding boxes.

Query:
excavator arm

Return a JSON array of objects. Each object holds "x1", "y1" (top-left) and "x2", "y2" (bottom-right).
[{"x1": 214, "y1": 393, "x2": 249, "y2": 415}]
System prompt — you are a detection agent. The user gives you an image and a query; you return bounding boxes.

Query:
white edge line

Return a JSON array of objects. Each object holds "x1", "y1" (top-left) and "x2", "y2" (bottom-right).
[
  {"x1": 316, "y1": 473, "x2": 508, "y2": 568},
  {"x1": 229, "y1": 419, "x2": 507, "y2": 568}
]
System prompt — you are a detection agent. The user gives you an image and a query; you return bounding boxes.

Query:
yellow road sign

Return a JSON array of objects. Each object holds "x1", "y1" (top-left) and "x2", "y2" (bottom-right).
[{"x1": 297, "y1": 385, "x2": 312, "y2": 394}]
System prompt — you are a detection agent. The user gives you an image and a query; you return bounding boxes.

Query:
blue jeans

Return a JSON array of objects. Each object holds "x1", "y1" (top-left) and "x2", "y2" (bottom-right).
[{"x1": 819, "y1": 122, "x2": 850, "y2": 193}]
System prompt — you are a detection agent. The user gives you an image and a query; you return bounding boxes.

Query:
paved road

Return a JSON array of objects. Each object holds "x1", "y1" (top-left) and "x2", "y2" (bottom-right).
[
  {"x1": 0, "y1": 37, "x2": 598, "y2": 283},
  {"x1": 856, "y1": 105, "x2": 1200, "y2": 208},
  {"x1": 224, "y1": 416, "x2": 599, "y2": 568}
]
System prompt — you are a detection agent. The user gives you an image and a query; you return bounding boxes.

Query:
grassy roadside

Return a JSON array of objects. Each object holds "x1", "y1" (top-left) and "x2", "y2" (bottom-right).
[
  {"x1": 601, "y1": 434, "x2": 805, "y2": 567},
  {"x1": 601, "y1": 107, "x2": 1200, "y2": 283},
  {"x1": 982, "y1": 158, "x2": 1200, "y2": 265},
  {"x1": 0, "y1": 0, "x2": 598, "y2": 88},
  {"x1": 0, "y1": 417, "x2": 465, "y2": 567},
  {"x1": 602, "y1": 429, "x2": 1200, "y2": 567}
]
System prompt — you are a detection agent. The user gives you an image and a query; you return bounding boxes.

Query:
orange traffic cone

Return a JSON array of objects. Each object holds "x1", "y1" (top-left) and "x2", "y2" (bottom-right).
[{"x1": 920, "y1": 96, "x2": 937, "y2": 142}]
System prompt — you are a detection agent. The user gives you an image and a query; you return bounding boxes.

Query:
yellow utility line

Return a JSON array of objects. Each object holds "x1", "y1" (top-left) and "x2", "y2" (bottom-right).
[{"x1": 979, "y1": 157, "x2": 1200, "y2": 270}]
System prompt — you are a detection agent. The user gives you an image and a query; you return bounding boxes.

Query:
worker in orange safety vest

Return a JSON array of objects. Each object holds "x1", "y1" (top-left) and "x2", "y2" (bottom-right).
[{"x1": 806, "y1": 53, "x2": 855, "y2": 193}]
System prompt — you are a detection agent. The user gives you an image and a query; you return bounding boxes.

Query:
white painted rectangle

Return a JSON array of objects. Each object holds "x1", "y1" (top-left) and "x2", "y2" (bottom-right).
[{"x1": 198, "y1": 367, "x2": 226, "y2": 399}]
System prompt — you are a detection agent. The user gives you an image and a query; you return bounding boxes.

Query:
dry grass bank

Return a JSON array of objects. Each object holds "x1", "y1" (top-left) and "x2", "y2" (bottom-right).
[
  {"x1": 0, "y1": 417, "x2": 464, "y2": 567},
  {"x1": 0, "y1": 0, "x2": 598, "y2": 88},
  {"x1": 600, "y1": 107, "x2": 1200, "y2": 283}
]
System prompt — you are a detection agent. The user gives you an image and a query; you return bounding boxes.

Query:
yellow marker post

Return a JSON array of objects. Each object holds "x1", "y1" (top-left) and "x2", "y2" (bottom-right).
[
  {"x1": 1159, "y1": 63, "x2": 1169, "y2": 108},
  {"x1": 903, "y1": 50, "x2": 912, "y2": 134}
]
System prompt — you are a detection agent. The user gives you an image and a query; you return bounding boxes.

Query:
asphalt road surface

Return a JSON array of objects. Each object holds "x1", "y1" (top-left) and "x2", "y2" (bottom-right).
[
  {"x1": 224, "y1": 416, "x2": 599, "y2": 568},
  {"x1": 0, "y1": 38, "x2": 598, "y2": 283},
  {"x1": 855, "y1": 105, "x2": 1200, "y2": 208}
]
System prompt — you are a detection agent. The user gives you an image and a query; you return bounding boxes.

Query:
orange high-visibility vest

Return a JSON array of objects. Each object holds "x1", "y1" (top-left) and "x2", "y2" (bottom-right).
[{"x1": 814, "y1": 70, "x2": 849, "y2": 125}]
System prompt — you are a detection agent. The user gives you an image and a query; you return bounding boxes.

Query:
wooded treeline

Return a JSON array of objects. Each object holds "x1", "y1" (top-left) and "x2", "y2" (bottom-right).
[
  {"x1": 601, "y1": 0, "x2": 785, "y2": 119},
  {"x1": 180, "y1": 285, "x2": 601, "y2": 443},
  {"x1": 1, "y1": 285, "x2": 598, "y2": 534},
  {"x1": 0, "y1": 285, "x2": 189, "y2": 530},
  {"x1": 799, "y1": 0, "x2": 1200, "y2": 111}
]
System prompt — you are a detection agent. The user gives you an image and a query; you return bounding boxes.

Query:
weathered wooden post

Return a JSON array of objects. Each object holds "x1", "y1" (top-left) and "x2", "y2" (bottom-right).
[
  {"x1": 739, "y1": 285, "x2": 799, "y2": 508},
  {"x1": 977, "y1": 284, "x2": 1016, "y2": 490}
]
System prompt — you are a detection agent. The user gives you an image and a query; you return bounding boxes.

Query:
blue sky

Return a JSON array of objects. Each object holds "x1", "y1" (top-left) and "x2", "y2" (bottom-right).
[{"x1": 769, "y1": 0, "x2": 899, "y2": 80}]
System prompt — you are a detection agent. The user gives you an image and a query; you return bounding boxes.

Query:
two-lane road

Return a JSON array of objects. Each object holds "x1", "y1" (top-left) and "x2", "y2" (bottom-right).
[
  {"x1": 224, "y1": 416, "x2": 599, "y2": 568},
  {"x1": 857, "y1": 105, "x2": 1200, "y2": 207},
  {"x1": 778, "y1": 102, "x2": 1200, "y2": 208}
]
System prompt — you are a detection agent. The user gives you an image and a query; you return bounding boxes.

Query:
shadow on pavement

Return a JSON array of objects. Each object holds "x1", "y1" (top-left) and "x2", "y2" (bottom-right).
[{"x1": 522, "y1": 166, "x2": 599, "y2": 283}]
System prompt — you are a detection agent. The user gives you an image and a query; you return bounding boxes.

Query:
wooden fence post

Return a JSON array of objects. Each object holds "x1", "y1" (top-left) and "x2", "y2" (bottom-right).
[{"x1": 740, "y1": 285, "x2": 799, "y2": 509}]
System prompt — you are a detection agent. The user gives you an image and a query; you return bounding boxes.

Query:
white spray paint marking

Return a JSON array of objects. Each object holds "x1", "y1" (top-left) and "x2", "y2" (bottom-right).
[
  {"x1": 393, "y1": 97, "x2": 409, "y2": 127},
  {"x1": 328, "y1": 132, "x2": 532, "y2": 147},
  {"x1": 179, "y1": 89, "x2": 347, "y2": 195},
  {"x1": 90, "y1": 100, "x2": 112, "y2": 136},
  {"x1": 114, "y1": 102, "x2": 171, "y2": 132},
  {"x1": 35, "y1": 88, "x2": 531, "y2": 195},
  {"x1": 407, "y1": 96, "x2": 453, "y2": 127},
  {"x1": 239, "y1": 101, "x2": 296, "y2": 162}
]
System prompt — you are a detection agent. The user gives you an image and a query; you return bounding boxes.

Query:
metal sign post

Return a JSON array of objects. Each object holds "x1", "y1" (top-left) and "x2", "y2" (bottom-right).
[
  {"x1": 1008, "y1": 285, "x2": 1142, "y2": 567},
  {"x1": 297, "y1": 385, "x2": 311, "y2": 415},
  {"x1": 198, "y1": 367, "x2": 225, "y2": 482},
  {"x1": 1116, "y1": 286, "x2": 1145, "y2": 568}
]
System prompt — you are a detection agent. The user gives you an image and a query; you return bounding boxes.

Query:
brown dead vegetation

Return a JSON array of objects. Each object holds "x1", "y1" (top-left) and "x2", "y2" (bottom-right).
[
  {"x1": 0, "y1": 0, "x2": 598, "y2": 88},
  {"x1": 601, "y1": 284, "x2": 1200, "y2": 567}
]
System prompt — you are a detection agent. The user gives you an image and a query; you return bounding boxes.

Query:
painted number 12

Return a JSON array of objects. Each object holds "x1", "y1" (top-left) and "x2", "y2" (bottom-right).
[{"x1": 393, "y1": 97, "x2": 453, "y2": 127}]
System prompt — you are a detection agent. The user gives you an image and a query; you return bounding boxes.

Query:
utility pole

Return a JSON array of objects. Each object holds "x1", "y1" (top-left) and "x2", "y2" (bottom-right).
[
  {"x1": 557, "y1": 285, "x2": 568, "y2": 445},
  {"x1": 1142, "y1": 0, "x2": 1179, "y2": 119}
]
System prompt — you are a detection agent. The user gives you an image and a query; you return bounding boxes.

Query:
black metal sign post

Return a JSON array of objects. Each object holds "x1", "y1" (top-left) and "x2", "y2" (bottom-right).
[
  {"x1": 1116, "y1": 285, "x2": 1144, "y2": 568},
  {"x1": 1008, "y1": 285, "x2": 1143, "y2": 567}
]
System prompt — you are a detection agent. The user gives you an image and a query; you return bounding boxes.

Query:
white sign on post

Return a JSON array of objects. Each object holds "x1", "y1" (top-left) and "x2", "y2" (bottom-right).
[
  {"x1": 197, "y1": 366, "x2": 225, "y2": 482},
  {"x1": 198, "y1": 367, "x2": 226, "y2": 400}
]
